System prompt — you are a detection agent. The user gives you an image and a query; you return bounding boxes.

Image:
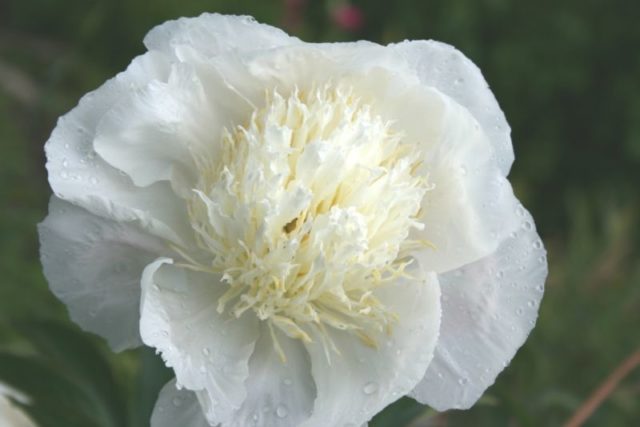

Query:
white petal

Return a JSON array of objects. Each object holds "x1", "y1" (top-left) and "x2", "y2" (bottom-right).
[
  {"x1": 140, "y1": 260, "x2": 259, "y2": 426},
  {"x1": 45, "y1": 51, "x2": 191, "y2": 245},
  {"x1": 151, "y1": 379, "x2": 209, "y2": 427},
  {"x1": 411, "y1": 206, "x2": 547, "y2": 410},
  {"x1": 94, "y1": 63, "x2": 207, "y2": 189},
  {"x1": 391, "y1": 40, "x2": 514, "y2": 175},
  {"x1": 228, "y1": 325, "x2": 315, "y2": 427},
  {"x1": 301, "y1": 271, "x2": 441, "y2": 427},
  {"x1": 144, "y1": 13, "x2": 299, "y2": 59},
  {"x1": 411, "y1": 93, "x2": 521, "y2": 273},
  {"x1": 38, "y1": 197, "x2": 165, "y2": 351}
]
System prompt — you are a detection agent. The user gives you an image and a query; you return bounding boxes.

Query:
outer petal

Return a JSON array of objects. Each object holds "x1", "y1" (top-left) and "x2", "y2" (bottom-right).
[
  {"x1": 140, "y1": 260, "x2": 259, "y2": 426},
  {"x1": 411, "y1": 206, "x2": 547, "y2": 410},
  {"x1": 411, "y1": 92, "x2": 520, "y2": 273},
  {"x1": 38, "y1": 197, "x2": 165, "y2": 351},
  {"x1": 345, "y1": 68, "x2": 519, "y2": 273},
  {"x1": 228, "y1": 325, "x2": 316, "y2": 427},
  {"x1": 301, "y1": 271, "x2": 441, "y2": 427},
  {"x1": 144, "y1": 13, "x2": 299, "y2": 59},
  {"x1": 390, "y1": 40, "x2": 514, "y2": 175},
  {"x1": 151, "y1": 379, "x2": 209, "y2": 427},
  {"x1": 45, "y1": 51, "x2": 191, "y2": 245},
  {"x1": 93, "y1": 62, "x2": 210, "y2": 189}
]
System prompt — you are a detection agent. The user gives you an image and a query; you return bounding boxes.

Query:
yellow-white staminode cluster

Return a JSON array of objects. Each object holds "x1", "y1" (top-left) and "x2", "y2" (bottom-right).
[{"x1": 182, "y1": 84, "x2": 430, "y2": 359}]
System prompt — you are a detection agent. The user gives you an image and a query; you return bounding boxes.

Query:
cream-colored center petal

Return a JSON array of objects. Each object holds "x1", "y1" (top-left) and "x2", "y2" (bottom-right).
[{"x1": 178, "y1": 84, "x2": 430, "y2": 359}]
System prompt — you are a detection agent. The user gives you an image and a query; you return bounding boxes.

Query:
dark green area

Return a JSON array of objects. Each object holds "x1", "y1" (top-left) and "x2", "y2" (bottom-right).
[{"x1": 1, "y1": 0, "x2": 639, "y2": 425}]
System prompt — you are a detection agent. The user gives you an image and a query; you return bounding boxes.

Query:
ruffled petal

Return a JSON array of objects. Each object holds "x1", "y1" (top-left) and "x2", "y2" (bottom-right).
[
  {"x1": 45, "y1": 50, "x2": 191, "y2": 245},
  {"x1": 38, "y1": 197, "x2": 165, "y2": 351},
  {"x1": 144, "y1": 13, "x2": 299, "y2": 59},
  {"x1": 301, "y1": 271, "x2": 441, "y2": 427},
  {"x1": 411, "y1": 93, "x2": 521, "y2": 273},
  {"x1": 151, "y1": 379, "x2": 209, "y2": 427},
  {"x1": 391, "y1": 40, "x2": 514, "y2": 175},
  {"x1": 139, "y1": 260, "x2": 259, "y2": 426},
  {"x1": 411, "y1": 206, "x2": 547, "y2": 410},
  {"x1": 94, "y1": 62, "x2": 210, "y2": 189},
  {"x1": 228, "y1": 325, "x2": 315, "y2": 427}
]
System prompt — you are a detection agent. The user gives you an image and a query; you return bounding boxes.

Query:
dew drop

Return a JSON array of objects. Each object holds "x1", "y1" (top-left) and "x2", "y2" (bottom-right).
[
  {"x1": 458, "y1": 377, "x2": 469, "y2": 385},
  {"x1": 532, "y1": 239, "x2": 543, "y2": 249},
  {"x1": 62, "y1": 158, "x2": 69, "y2": 168},
  {"x1": 363, "y1": 381, "x2": 379, "y2": 395},
  {"x1": 527, "y1": 300, "x2": 536, "y2": 308},
  {"x1": 90, "y1": 176, "x2": 99, "y2": 185},
  {"x1": 516, "y1": 308, "x2": 524, "y2": 316},
  {"x1": 276, "y1": 404, "x2": 288, "y2": 418},
  {"x1": 172, "y1": 396, "x2": 183, "y2": 407},
  {"x1": 202, "y1": 347, "x2": 210, "y2": 356},
  {"x1": 522, "y1": 221, "x2": 533, "y2": 230}
]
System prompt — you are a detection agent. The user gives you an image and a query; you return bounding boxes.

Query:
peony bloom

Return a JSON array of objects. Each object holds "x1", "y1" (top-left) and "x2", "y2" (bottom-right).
[{"x1": 39, "y1": 14, "x2": 547, "y2": 427}]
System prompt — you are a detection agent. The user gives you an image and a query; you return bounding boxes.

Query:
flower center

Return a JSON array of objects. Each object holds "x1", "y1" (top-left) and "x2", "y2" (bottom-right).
[{"x1": 183, "y1": 84, "x2": 429, "y2": 359}]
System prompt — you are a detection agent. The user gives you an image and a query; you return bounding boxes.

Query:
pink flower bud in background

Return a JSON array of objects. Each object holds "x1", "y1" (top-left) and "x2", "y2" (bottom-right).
[{"x1": 331, "y1": 3, "x2": 364, "y2": 32}]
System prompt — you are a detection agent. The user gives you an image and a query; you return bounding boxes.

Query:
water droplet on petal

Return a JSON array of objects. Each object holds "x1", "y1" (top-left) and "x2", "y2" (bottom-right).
[
  {"x1": 172, "y1": 396, "x2": 183, "y2": 407},
  {"x1": 202, "y1": 347, "x2": 210, "y2": 356},
  {"x1": 276, "y1": 404, "x2": 288, "y2": 418},
  {"x1": 363, "y1": 381, "x2": 378, "y2": 395}
]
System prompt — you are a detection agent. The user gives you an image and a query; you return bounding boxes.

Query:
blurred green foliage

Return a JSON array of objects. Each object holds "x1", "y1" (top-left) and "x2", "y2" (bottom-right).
[{"x1": 1, "y1": 0, "x2": 639, "y2": 426}]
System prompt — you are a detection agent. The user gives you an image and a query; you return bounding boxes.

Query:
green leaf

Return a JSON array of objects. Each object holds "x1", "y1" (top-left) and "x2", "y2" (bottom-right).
[
  {"x1": 0, "y1": 352, "x2": 103, "y2": 427},
  {"x1": 15, "y1": 320, "x2": 128, "y2": 427},
  {"x1": 131, "y1": 346, "x2": 173, "y2": 427}
]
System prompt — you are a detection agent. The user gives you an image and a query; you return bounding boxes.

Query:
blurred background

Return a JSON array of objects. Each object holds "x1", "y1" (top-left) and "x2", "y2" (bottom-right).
[{"x1": 1, "y1": 0, "x2": 639, "y2": 426}]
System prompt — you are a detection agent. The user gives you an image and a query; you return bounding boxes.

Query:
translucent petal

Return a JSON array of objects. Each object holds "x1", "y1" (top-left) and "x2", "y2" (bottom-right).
[
  {"x1": 301, "y1": 271, "x2": 441, "y2": 427},
  {"x1": 411, "y1": 93, "x2": 521, "y2": 273},
  {"x1": 228, "y1": 325, "x2": 315, "y2": 427},
  {"x1": 139, "y1": 260, "x2": 259, "y2": 425},
  {"x1": 38, "y1": 197, "x2": 165, "y2": 351},
  {"x1": 44, "y1": 50, "x2": 191, "y2": 245},
  {"x1": 144, "y1": 13, "x2": 299, "y2": 59},
  {"x1": 151, "y1": 379, "x2": 209, "y2": 427},
  {"x1": 411, "y1": 206, "x2": 547, "y2": 410},
  {"x1": 391, "y1": 40, "x2": 514, "y2": 175}
]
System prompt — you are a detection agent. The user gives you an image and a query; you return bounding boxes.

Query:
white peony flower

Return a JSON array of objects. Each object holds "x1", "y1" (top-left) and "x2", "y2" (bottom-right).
[
  {"x1": 38, "y1": 14, "x2": 547, "y2": 427},
  {"x1": 0, "y1": 383, "x2": 38, "y2": 427}
]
